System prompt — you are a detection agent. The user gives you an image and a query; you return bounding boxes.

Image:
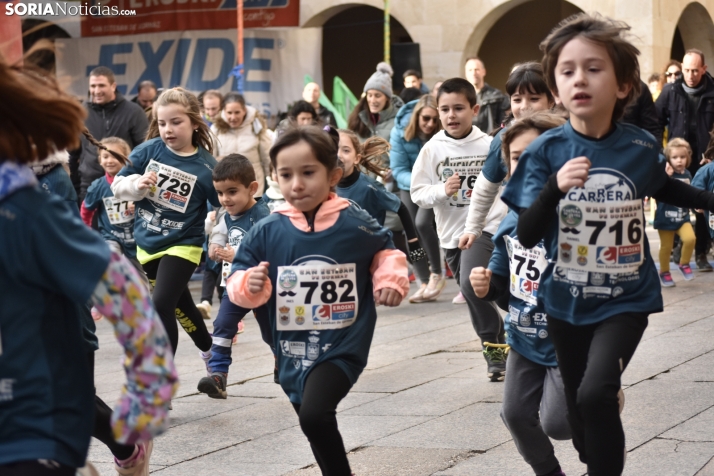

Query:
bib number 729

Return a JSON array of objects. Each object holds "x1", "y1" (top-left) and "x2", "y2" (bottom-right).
[
  {"x1": 585, "y1": 218, "x2": 642, "y2": 246},
  {"x1": 301, "y1": 280, "x2": 355, "y2": 304}
]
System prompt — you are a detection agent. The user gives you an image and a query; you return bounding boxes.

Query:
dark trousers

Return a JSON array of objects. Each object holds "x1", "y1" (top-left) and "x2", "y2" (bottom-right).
[
  {"x1": 143, "y1": 255, "x2": 212, "y2": 354},
  {"x1": 400, "y1": 190, "x2": 442, "y2": 282},
  {"x1": 292, "y1": 362, "x2": 352, "y2": 476},
  {"x1": 547, "y1": 313, "x2": 648, "y2": 476},
  {"x1": 0, "y1": 462, "x2": 76, "y2": 476},
  {"x1": 208, "y1": 294, "x2": 272, "y2": 374},
  {"x1": 200, "y1": 267, "x2": 224, "y2": 305},
  {"x1": 694, "y1": 211, "x2": 711, "y2": 255}
]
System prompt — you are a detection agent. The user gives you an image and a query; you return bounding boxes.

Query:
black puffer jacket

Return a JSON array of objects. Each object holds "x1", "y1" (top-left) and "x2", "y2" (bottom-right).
[
  {"x1": 656, "y1": 74, "x2": 714, "y2": 171},
  {"x1": 70, "y1": 92, "x2": 148, "y2": 201},
  {"x1": 472, "y1": 83, "x2": 510, "y2": 134}
]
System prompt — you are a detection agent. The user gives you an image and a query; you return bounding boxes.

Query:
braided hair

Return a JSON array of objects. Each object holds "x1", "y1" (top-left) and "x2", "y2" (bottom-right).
[{"x1": 82, "y1": 130, "x2": 130, "y2": 165}]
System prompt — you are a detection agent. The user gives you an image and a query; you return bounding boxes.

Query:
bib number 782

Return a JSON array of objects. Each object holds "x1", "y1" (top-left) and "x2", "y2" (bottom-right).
[
  {"x1": 301, "y1": 280, "x2": 355, "y2": 304},
  {"x1": 585, "y1": 218, "x2": 642, "y2": 246}
]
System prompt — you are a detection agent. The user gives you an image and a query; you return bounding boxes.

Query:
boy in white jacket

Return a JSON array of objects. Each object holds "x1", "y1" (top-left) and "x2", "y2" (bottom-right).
[{"x1": 411, "y1": 78, "x2": 509, "y2": 381}]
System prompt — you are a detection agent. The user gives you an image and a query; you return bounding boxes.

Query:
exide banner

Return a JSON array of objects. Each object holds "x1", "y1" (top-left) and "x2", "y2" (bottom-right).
[{"x1": 80, "y1": 0, "x2": 300, "y2": 37}]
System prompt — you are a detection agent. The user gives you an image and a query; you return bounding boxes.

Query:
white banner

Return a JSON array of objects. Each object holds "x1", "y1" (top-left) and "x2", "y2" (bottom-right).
[{"x1": 56, "y1": 28, "x2": 322, "y2": 122}]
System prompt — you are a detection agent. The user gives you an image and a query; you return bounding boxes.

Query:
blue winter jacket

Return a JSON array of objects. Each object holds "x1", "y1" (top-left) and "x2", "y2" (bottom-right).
[{"x1": 389, "y1": 100, "x2": 427, "y2": 191}]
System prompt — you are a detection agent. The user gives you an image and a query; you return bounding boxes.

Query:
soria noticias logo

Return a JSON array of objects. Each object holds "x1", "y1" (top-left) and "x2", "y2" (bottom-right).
[{"x1": 5, "y1": 2, "x2": 137, "y2": 16}]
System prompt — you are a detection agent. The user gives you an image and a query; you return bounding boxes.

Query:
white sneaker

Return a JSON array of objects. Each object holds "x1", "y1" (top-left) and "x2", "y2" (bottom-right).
[
  {"x1": 115, "y1": 441, "x2": 153, "y2": 476},
  {"x1": 408, "y1": 283, "x2": 429, "y2": 303},
  {"x1": 452, "y1": 292, "x2": 466, "y2": 304},
  {"x1": 422, "y1": 273, "x2": 446, "y2": 301},
  {"x1": 196, "y1": 301, "x2": 212, "y2": 320}
]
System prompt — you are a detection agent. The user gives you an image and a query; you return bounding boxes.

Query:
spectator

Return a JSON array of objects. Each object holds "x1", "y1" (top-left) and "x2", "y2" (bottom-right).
[
  {"x1": 403, "y1": 69, "x2": 430, "y2": 95},
  {"x1": 302, "y1": 82, "x2": 337, "y2": 127},
  {"x1": 464, "y1": 57, "x2": 510, "y2": 133},
  {"x1": 663, "y1": 59, "x2": 683, "y2": 85},
  {"x1": 431, "y1": 81, "x2": 443, "y2": 98},
  {"x1": 399, "y1": 87, "x2": 423, "y2": 104},
  {"x1": 347, "y1": 62, "x2": 402, "y2": 143},
  {"x1": 132, "y1": 80, "x2": 157, "y2": 109},
  {"x1": 622, "y1": 80, "x2": 663, "y2": 144},
  {"x1": 69, "y1": 66, "x2": 148, "y2": 203},
  {"x1": 202, "y1": 89, "x2": 223, "y2": 126},
  {"x1": 274, "y1": 100, "x2": 318, "y2": 139},
  {"x1": 211, "y1": 92, "x2": 272, "y2": 196},
  {"x1": 648, "y1": 73, "x2": 661, "y2": 100},
  {"x1": 656, "y1": 48, "x2": 714, "y2": 271}
]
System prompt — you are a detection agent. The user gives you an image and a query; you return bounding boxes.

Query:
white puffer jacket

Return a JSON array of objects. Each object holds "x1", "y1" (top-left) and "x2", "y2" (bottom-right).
[{"x1": 211, "y1": 105, "x2": 272, "y2": 195}]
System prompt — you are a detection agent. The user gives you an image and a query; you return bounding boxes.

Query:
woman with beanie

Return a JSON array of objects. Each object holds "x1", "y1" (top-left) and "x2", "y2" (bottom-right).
[
  {"x1": 348, "y1": 62, "x2": 402, "y2": 142},
  {"x1": 390, "y1": 95, "x2": 446, "y2": 302},
  {"x1": 211, "y1": 92, "x2": 272, "y2": 195}
]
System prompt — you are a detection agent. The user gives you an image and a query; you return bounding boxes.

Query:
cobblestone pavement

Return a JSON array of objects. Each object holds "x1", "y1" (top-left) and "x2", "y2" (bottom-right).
[{"x1": 89, "y1": 226, "x2": 714, "y2": 475}]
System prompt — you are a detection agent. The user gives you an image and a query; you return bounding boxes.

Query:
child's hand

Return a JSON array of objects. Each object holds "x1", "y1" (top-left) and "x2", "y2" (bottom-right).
[
  {"x1": 374, "y1": 288, "x2": 403, "y2": 307},
  {"x1": 470, "y1": 267, "x2": 492, "y2": 298},
  {"x1": 215, "y1": 244, "x2": 236, "y2": 263},
  {"x1": 458, "y1": 232, "x2": 478, "y2": 250},
  {"x1": 208, "y1": 243, "x2": 220, "y2": 261},
  {"x1": 137, "y1": 171, "x2": 157, "y2": 190},
  {"x1": 248, "y1": 262, "x2": 270, "y2": 294},
  {"x1": 556, "y1": 157, "x2": 591, "y2": 193},
  {"x1": 208, "y1": 210, "x2": 216, "y2": 221},
  {"x1": 665, "y1": 163, "x2": 674, "y2": 176},
  {"x1": 444, "y1": 173, "x2": 461, "y2": 196}
]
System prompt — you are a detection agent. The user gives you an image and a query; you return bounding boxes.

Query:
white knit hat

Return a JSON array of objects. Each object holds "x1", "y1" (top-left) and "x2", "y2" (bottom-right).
[{"x1": 363, "y1": 62, "x2": 394, "y2": 96}]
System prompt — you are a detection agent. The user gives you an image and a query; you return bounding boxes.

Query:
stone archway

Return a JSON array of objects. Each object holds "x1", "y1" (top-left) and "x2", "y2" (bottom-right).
[
  {"x1": 461, "y1": 0, "x2": 584, "y2": 92},
  {"x1": 672, "y1": 2, "x2": 714, "y2": 65}
]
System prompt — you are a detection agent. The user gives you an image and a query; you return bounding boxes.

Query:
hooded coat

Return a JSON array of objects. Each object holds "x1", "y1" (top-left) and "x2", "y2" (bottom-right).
[{"x1": 389, "y1": 99, "x2": 427, "y2": 191}]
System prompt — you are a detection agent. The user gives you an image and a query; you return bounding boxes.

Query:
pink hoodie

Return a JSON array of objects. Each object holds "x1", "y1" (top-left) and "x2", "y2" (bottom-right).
[{"x1": 227, "y1": 194, "x2": 410, "y2": 309}]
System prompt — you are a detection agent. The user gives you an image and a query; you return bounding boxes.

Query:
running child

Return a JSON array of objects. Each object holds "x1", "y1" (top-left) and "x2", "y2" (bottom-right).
[
  {"x1": 470, "y1": 111, "x2": 570, "y2": 476},
  {"x1": 197, "y1": 154, "x2": 274, "y2": 399},
  {"x1": 691, "y1": 152, "x2": 714, "y2": 262},
  {"x1": 655, "y1": 138, "x2": 696, "y2": 286},
  {"x1": 227, "y1": 126, "x2": 409, "y2": 475},
  {"x1": 337, "y1": 129, "x2": 427, "y2": 264},
  {"x1": 501, "y1": 14, "x2": 714, "y2": 475},
  {"x1": 112, "y1": 87, "x2": 219, "y2": 364},
  {"x1": 410, "y1": 78, "x2": 509, "y2": 381}
]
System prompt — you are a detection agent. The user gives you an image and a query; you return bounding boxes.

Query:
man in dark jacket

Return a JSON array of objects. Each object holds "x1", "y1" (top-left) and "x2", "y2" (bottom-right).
[
  {"x1": 302, "y1": 82, "x2": 337, "y2": 127},
  {"x1": 69, "y1": 66, "x2": 149, "y2": 203},
  {"x1": 465, "y1": 57, "x2": 510, "y2": 134},
  {"x1": 656, "y1": 49, "x2": 714, "y2": 270},
  {"x1": 622, "y1": 80, "x2": 663, "y2": 145}
]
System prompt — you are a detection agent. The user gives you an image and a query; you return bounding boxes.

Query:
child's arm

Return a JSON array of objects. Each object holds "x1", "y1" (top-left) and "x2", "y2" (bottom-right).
[
  {"x1": 80, "y1": 201, "x2": 96, "y2": 227},
  {"x1": 470, "y1": 267, "x2": 509, "y2": 302},
  {"x1": 370, "y1": 249, "x2": 410, "y2": 306},
  {"x1": 226, "y1": 261, "x2": 272, "y2": 308},
  {"x1": 410, "y1": 148, "x2": 450, "y2": 209},
  {"x1": 111, "y1": 173, "x2": 154, "y2": 201},
  {"x1": 395, "y1": 202, "x2": 426, "y2": 262},
  {"x1": 460, "y1": 173, "x2": 502, "y2": 249},
  {"x1": 652, "y1": 175, "x2": 714, "y2": 210}
]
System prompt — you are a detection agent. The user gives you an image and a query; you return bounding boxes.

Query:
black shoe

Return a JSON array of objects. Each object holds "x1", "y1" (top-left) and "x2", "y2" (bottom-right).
[
  {"x1": 197, "y1": 372, "x2": 227, "y2": 399},
  {"x1": 482, "y1": 342, "x2": 509, "y2": 382},
  {"x1": 696, "y1": 254, "x2": 713, "y2": 272},
  {"x1": 672, "y1": 242, "x2": 682, "y2": 265}
]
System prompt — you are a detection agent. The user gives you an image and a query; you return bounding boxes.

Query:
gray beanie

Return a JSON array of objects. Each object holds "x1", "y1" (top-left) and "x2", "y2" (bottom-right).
[{"x1": 363, "y1": 62, "x2": 394, "y2": 96}]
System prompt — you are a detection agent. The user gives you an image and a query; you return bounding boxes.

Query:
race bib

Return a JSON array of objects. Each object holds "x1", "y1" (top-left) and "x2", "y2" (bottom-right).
[
  {"x1": 275, "y1": 264, "x2": 358, "y2": 331},
  {"x1": 557, "y1": 199, "x2": 644, "y2": 273},
  {"x1": 103, "y1": 197, "x2": 134, "y2": 225},
  {"x1": 709, "y1": 212, "x2": 714, "y2": 231},
  {"x1": 437, "y1": 157, "x2": 485, "y2": 206},
  {"x1": 221, "y1": 260, "x2": 231, "y2": 287},
  {"x1": 145, "y1": 160, "x2": 197, "y2": 213},
  {"x1": 505, "y1": 236, "x2": 547, "y2": 306}
]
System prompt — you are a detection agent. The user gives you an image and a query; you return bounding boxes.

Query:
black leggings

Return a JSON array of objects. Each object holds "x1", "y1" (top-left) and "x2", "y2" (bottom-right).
[
  {"x1": 292, "y1": 362, "x2": 353, "y2": 476},
  {"x1": 88, "y1": 352, "x2": 135, "y2": 461},
  {"x1": 143, "y1": 255, "x2": 212, "y2": 354},
  {"x1": 547, "y1": 312, "x2": 648, "y2": 476},
  {"x1": 0, "y1": 461, "x2": 75, "y2": 476}
]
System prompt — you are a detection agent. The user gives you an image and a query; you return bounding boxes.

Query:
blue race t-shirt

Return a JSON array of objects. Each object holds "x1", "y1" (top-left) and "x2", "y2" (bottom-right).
[
  {"x1": 336, "y1": 172, "x2": 401, "y2": 226},
  {"x1": 481, "y1": 127, "x2": 508, "y2": 184},
  {"x1": 217, "y1": 198, "x2": 271, "y2": 284},
  {"x1": 653, "y1": 170, "x2": 692, "y2": 231},
  {"x1": 692, "y1": 162, "x2": 714, "y2": 239},
  {"x1": 501, "y1": 122, "x2": 668, "y2": 326},
  {"x1": 0, "y1": 187, "x2": 109, "y2": 468},
  {"x1": 84, "y1": 175, "x2": 137, "y2": 258},
  {"x1": 116, "y1": 137, "x2": 220, "y2": 254},
  {"x1": 232, "y1": 204, "x2": 394, "y2": 404},
  {"x1": 489, "y1": 211, "x2": 555, "y2": 366}
]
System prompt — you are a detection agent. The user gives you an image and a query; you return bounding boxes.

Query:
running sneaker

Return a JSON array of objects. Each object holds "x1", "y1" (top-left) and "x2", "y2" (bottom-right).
[
  {"x1": 422, "y1": 273, "x2": 446, "y2": 301},
  {"x1": 197, "y1": 372, "x2": 227, "y2": 399},
  {"x1": 483, "y1": 342, "x2": 509, "y2": 382},
  {"x1": 115, "y1": 441, "x2": 153, "y2": 476},
  {"x1": 678, "y1": 264, "x2": 694, "y2": 281},
  {"x1": 199, "y1": 350, "x2": 212, "y2": 375},
  {"x1": 408, "y1": 283, "x2": 429, "y2": 303},
  {"x1": 452, "y1": 291, "x2": 466, "y2": 304},
  {"x1": 696, "y1": 254, "x2": 713, "y2": 272},
  {"x1": 196, "y1": 300, "x2": 212, "y2": 320},
  {"x1": 659, "y1": 271, "x2": 675, "y2": 287}
]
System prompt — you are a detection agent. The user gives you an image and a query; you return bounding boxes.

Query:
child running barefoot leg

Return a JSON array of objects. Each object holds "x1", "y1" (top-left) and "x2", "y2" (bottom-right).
[
  {"x1": 502, "y1": 14, "x2": 714, "y2": 475},
  {"x1": 112, "y1": 88, "x2": 220, "y2": 360},
  {"x1": 471, "y1": 111, "x2": 570, "y2": 476},
  {"x1": 227, "y1": 127, "x2": 409, "y2": 475}
]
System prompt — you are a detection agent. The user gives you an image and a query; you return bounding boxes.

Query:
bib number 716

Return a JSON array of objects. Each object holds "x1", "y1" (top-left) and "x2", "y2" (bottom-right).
[{"x1": 584, "y1": 218, "x2": 642, "y2": 246}]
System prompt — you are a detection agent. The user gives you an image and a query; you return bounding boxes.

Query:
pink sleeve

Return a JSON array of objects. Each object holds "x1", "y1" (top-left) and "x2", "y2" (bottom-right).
[
  {"x1": 370, "y1": 249, "x2": 410, "y2": 297},
  {"x1": 226, "y1": 268, "x2": 273, "y2": 308},
  {"x1": 80, "y1": 202, "x2": 96, "y2": 227}
]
